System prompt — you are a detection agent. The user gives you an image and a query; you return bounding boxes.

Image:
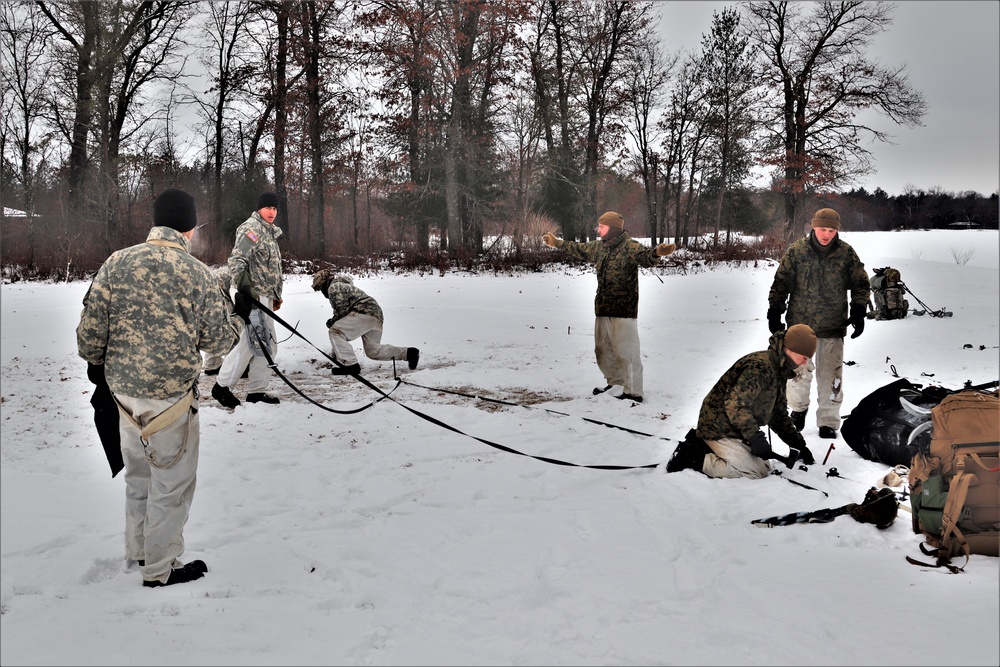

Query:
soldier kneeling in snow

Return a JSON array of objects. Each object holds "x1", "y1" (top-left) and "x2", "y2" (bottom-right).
[
  {"x1": 667, "y1": 324, "x2": 818, "y2": 478},
  {"x1": 311, "y1": 269, "x2": 419, "y2": 376}
]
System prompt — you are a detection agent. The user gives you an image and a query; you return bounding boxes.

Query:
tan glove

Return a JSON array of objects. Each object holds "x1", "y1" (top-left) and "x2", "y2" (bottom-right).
[
  {"x1": 272, "y1": 297, "x2": 283, "y2": 311},
  {"x1": 655, "y1": 243, "x2": 676, "y2": 257},
  {"x1": 542, "y1": 232, "x2": 560, "y2": 248}
]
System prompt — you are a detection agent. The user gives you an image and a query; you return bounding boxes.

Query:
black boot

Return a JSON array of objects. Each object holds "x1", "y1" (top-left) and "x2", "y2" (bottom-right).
[
  {"x1": 212, "y1": 383, "x2": 241, "y2": 409},
  {"x1": 246, "y1": 392, "x2": 280, "y2": 404},
  {"x1": 790, "y1": 409, "x2": 807, "y2": 431},
  {"x1": 143, "y1": 560, "x2": 208, "y2": 588},
  {"x1": 666, "y1": 430, "x2": 710, "y2": 473},
  {"x1": 407, "y1": 347, "x2": 420, "y2": 370},
  {"x1": 331, "y1": 363, "x2": 361, "y2": 376},
  {"x1": 818, "y1": 426, "x2": 838, "y2": 439}
]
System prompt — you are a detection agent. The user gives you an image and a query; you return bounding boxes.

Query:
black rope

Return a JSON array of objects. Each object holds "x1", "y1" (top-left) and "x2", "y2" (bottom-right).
[
  {"x1": 246, "y1": 296, "x2": 664, "y2": 471},
  {"x1": 394, "y1": 376, "x2": 670, "y2": 439}
]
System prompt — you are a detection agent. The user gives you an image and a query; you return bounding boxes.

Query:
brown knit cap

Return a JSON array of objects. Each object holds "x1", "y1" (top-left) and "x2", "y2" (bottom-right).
[
  {"x1": 598, "y1": 211, "x2": 625, "y2": 229},
  {"x1": 784, "y1": 324, "x2": 818, "y2": 358},
  {"x1": 812, "y1": 208, "x2": 841, "y2": 230}
]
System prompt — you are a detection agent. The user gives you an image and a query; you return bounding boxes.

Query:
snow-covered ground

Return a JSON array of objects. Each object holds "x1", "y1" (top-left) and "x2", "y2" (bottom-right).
[{"x1": 2, "y1": 229, "x2": 998, "y2": 666}]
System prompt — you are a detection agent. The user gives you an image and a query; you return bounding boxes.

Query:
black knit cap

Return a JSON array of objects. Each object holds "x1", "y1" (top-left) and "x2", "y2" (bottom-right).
[
  {"x1": 153, "y1": 188, "x2": 197, "y2": 233},
  {"x1": 257, "y1": 192, "x2": 279, "y2": 210}
]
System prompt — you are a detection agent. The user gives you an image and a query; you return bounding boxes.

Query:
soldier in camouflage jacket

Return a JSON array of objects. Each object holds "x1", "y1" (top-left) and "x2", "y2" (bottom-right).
[
  {"x1": 202, "y1": 266, "x2": 242, "y2": 375},
  {"x1": 665, "y1": 326, "x2": 818, "y2": 477},
  {"x1": 212, "y1": 192, "x2": 284, "y2": 407},
  {"x1": 767, "y1": 208, "x2": 870, "y2": 438},
  {"x1": 311, "y1": 269, "x2": 418, "y2": 375},
  {"x1": 77, "y1": 189, "x2": 241, "y2": 587},
  {"x1": 542, "y1": 211, "x2": 675, "y2": 403}
]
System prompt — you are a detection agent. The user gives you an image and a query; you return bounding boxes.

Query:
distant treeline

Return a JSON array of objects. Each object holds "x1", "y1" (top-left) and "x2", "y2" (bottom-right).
[{"x1": 1, "y1": 1, "x2": 995, "y2": 281}]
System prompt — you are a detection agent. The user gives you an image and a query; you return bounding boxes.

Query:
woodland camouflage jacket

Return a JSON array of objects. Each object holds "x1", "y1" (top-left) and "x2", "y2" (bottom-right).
[
  {"x1": 77, "y1": 226, "x2": 238, "y2": 399},
  {"x1": 768, "y1": 233, "x2": 870, "y2": 338},
  {"x1": 557, "y1": 232, "x2": 662, "y2": 318},
  {"x1": 327, "y1": 276, "x2": 384, "y2": 323},
  {"x1": 228, "y1": 211, "x2": 283, "y2": 301},
  {"x1": 696, "y1": 330, "x2": 806, "y2": 449}
]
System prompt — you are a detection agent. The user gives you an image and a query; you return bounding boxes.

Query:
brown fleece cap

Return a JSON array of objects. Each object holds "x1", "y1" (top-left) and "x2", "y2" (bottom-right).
[
  {"x1": 784, "y1": 324, "x2": 818, "y2": 358},
  {"x1": 598, "y1": 211, "x2": 625, "y2": 229},
  {"x1": 812, "y1": 208, "x2": 841, "y2": 230}
]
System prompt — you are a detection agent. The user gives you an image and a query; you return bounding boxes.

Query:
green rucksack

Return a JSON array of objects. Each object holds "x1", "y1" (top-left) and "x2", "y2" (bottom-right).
[{"x1": 869, "y1": 267, "x2": 909, "y2": 320}]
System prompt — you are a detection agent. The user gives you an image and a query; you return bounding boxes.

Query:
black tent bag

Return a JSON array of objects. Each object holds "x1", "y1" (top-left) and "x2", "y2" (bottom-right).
[
  {"x1": 841, "y1": 379, "x2": 949, "y2": 466},
  {"x1": 91, "y1": 379, "x2": 125, "y2": 477}
]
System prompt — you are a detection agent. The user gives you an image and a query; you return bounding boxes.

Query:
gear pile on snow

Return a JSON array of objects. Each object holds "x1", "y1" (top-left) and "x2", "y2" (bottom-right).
[{"x1": 751, "y1": 487, "x2": 899, "y2": 529}]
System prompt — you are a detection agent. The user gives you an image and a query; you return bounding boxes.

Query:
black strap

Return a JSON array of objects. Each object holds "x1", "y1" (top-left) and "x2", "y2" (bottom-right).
[
  {"x1": 246, "y1": 296, "x2": 663, "y2": 471},
  {"x1": 396, "y1": 376, "x2": 669, "y2": 439}
]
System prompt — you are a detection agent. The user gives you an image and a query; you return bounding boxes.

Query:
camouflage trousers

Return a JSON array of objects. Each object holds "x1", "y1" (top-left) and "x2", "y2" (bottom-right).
[
  {"x1": 116, "y1": 392, "x2": 200, "y2": 585},
  {"x1": 594, "y1": 316, "x2": 643, "y2": 397}
]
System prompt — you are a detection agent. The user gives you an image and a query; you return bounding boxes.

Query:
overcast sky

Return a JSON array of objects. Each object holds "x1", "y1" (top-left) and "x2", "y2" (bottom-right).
[{"x1": 653, "y1": 1, "x2": 1000, "y2": 197}]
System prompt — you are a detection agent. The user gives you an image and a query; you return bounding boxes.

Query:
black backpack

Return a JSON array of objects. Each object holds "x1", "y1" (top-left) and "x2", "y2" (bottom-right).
[
  {"x1": 868, "y1": 267, "x2": 909, "y2": 320},
  {"x1": 841, "y1": 379, "x2": 951, "y2": 466}
]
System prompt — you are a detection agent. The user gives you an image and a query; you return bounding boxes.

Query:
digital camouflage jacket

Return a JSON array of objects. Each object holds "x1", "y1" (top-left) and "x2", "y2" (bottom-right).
[
  {"x1": 77, "y1": 226, "x2": 238, "y2": 399},
  {"x1": 557, "y1": 232, "x2": 662, "y2": 318},
  {"x1": 228, "y1": 211, "x2": 283, "y2": 302},
  {"x1": 326, "y1": 276, "x2": 384, "y2": 323},
  {"x1": 696, "y1": 330, "x2": 806, "y2": 449},
  {"x1": 768, "y1": 232, "x2": 870, "y2": 338}
]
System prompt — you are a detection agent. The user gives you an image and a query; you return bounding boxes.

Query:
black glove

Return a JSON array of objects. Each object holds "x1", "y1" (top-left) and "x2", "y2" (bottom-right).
[
  {"x1": 87, "y1": 362, "x2": 106, "y2": 386},
  {"x1": 767, "y1": 307, "x2": 784, "y2": 334},
  {"x1": 233, "y1": 290, "x2": 253, "y2": 324},
  {"x1": 325, "y1": 317, "x2": 335, "y2": 329},
  {"x1": 795, "y1": 442, "x2": 816, "y2": 465},
  {"x1": 849, "y1": 304, "x2": 865, "y2": 339},
  {"x1": 747, "y1": 431, "x2": 772, "y2": 459}
]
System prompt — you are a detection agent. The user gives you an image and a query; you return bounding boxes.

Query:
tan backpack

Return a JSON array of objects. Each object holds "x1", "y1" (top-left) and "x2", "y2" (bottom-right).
[{"x1": 907, "y1": 390, "x2": 999, "y2": 573}]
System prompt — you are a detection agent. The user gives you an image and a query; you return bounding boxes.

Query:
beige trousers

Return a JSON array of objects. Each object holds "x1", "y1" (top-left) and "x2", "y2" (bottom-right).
[
  {"x1": 787, "y1": 337, "x2": 845, "y2": 429},
  {"x1": 328, "y1": 313, "x2": 407, "y2": 366},
  {"x1": 703, "y1": 437, "x2": 773, "y2": 479},
  {"x1": 594, "y1": 316, "x2": 643, "y2": 397},
  {"x1": 116, "y1": 392, "x2": 200, "y2": 584}
]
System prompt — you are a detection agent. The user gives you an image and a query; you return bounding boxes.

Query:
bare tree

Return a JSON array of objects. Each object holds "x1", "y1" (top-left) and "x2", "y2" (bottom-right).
[
  {"x1": 529, "y1": 0, "x2": 586, "y2": 241},
  {"x1": 575, "y1": 0, "x2": 651, "y2": 229},
  {"x1": 745, "y1": 0, "x2": 927, "y2": 236},
  {"x1": 36, "y1": 0, "x2": 189, "y2": 252},
  {"x1": 658, "y1": 56, "x2": 708, "y2": 246},
  {"x1": 1, "y1": 1, "x2": 58, "y2": 265},
  {"x1": 622, "y1": 34, "x2": 676, "y2": 244},
  {"x1": 192, "y1": 0, "x2": 255, "y2": 250},
  {"x1": 357, "y1": 0, "x2": 440, "y2": 253}
]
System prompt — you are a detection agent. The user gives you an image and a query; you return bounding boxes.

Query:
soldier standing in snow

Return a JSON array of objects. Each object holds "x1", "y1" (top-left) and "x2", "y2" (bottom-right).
[
  {"x1": 767, "y1": 208, "x2": 871, "y2": 439},
  {"x1": 311, "y1": 269, "x2": 419, "y2": 375},
  {"x1": 211, "y1": 192, "x2": 284, "y2": 408},
  {"x1": 202, "y1": 266, "x2": 242, "y2": 376},
  {"x1": 542, "y1": 211, "x2": 675, "y2": 404},
  {"x1": 666, "y1": 325, "x2": 819, "y2": 478},
  {"x1": 77, "y1": 188, "x2": 246, "y2": 587}
]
